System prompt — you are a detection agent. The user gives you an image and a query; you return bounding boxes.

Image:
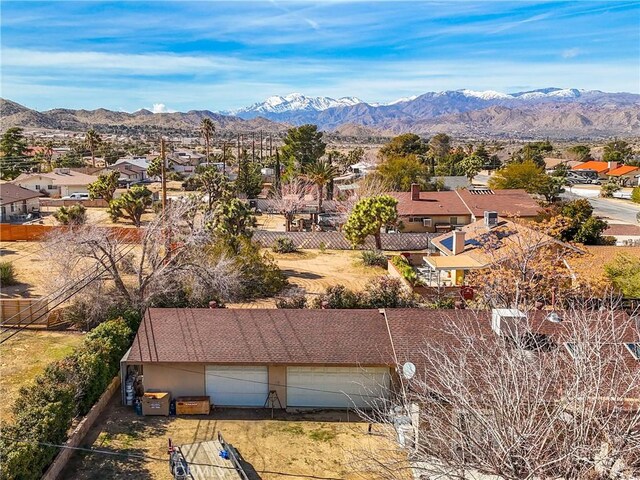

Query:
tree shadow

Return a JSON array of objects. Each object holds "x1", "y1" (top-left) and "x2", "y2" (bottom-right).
[{"x1": 280, "y1": 269, "x2": 323, "y2": 280}]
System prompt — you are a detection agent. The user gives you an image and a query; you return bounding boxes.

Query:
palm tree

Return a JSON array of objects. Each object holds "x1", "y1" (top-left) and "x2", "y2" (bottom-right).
[
  {"x1": 84, "y1": 129, "x2": 101, "y2": 167},
  {"x1": 302, "y1": 160, "x2": 338, "y2": 214},
  {"x1": 200, "y1": 118, "x2": 215, "y2": 161}
]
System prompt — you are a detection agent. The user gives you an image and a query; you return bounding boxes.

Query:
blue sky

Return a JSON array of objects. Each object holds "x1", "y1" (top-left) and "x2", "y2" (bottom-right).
[{"x1": 1, "y1": 1, "x2": 638, "y2": 112}]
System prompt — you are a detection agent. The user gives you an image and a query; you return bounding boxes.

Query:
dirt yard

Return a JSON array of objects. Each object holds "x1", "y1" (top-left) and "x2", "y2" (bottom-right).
[
  {"x1": 0, "y1": 329, "x2": 85, "y2": 423},
  {"x1": 228, "y1": 249, "x2": 387, "y2": 308},
  {"x1": 1, "y1": 241, "x2": 52, "y2": 297},
  {"x1": 63, "y1": 398, "x2": 405, "y2": 480}
]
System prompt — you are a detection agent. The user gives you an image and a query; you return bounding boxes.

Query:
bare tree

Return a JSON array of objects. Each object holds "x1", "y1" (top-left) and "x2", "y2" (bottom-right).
[
  {"x1": 358, "y1": 304, "x2": 640, "y2": 480},
  {"x1": 270, "y1": 179, "x2": 313, "y2": 232},
  {"x1": 335, "y1": 175, "x2": 390, "y2": 224},
  {"x1": 44, "y1": 200, "x2": 240, "y2": 326}
]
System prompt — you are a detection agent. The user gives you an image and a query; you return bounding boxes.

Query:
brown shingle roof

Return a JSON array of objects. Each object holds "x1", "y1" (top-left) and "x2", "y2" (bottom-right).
[
  {"x1": 456, "y1": 189, "x2": 540, "y2": 218},
  {"x1": 129, "y1": 308, "x2": 395, "y2": 365},
  {"x1": 389, "y1": 188, "x2": 540, "y2": 219},
  {"x1": 389, "y1": 190, "x2": 469, "y2": 216},
  {"x1": 0, "y1": 183, "x2": 42, "y2": 206},
  {"x1": 605, "y1": 224, "x2": 640, "y2": 236}
]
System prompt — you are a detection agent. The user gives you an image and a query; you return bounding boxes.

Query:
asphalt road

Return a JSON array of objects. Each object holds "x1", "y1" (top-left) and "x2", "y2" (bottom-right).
[
  {"x1": 472, "y1": 174, "x2": 640, "y2": 225},
  {"x1": 561, "y1": 191, "x2": 640, "y2": 225}
]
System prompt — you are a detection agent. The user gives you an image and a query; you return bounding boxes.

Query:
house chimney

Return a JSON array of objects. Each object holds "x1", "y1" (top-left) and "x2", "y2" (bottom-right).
[
  {"x1": 411, "y1": 183, "x2": 420, "y2": 201},
  {"x1": 607, "y1": 161, "x2": 618, "y2": 171},
  {"x1": 452, "y1": 230, "x2": 465, "y2": 255}
]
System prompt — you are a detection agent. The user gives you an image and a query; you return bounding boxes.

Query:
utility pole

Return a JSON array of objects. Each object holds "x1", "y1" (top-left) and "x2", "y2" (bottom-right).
[
  {"x1": 275, "y1": 147, "x2": 281, "y2": 196},
  {"x1": 236, "y1": 133, "x2": 241, "y2": 161},
  {"x1": 222, "y1": 141, "x2": 227, "y2": 176},
  {"x1": 259, "y1": 131, "x2": 263, "y2": 161},
  {"x1": 160, "y1": 138, "x2": 167, "y2": 214},
  {"x1": 252, "y1": 132, "x2": 255, "y2": 163},
  {"x1": 269, "y1": 136, "x2": 273, "y2": 158}
]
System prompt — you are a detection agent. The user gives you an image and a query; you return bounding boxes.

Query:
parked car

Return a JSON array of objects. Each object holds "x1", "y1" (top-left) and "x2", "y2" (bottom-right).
[{"x1": 62, "y1": 193, "x2": 90, "y2": 200}]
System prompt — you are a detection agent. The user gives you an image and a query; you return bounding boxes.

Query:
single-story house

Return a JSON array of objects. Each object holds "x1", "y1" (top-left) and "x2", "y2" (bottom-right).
[
  {"x1": 603, "y1": 224, "x2": 640, "y2": 246},
  {"x1": 390, "y1": 185, "x2": 540, "y2": 233},
  {"x1": 121, "y1": 308, "x2": 639, "y2": 410},
  {"x1": 12, "y1": 169, "x2": 99, "y2": 198},
  {"x1": 606, "y1": 165, "x2": 640, "y2": 187},
  {"x1": 543, "y1": 157, "x2": 583, "y2": 173},
  {"x1": 572, "y1": 161, "x2": 618, "y2": 179},
  {"x1": 422, "y1": 214, "x2": 582, "y2": 286},
  {"x1": 0, "y1": 183, "x2": 42, "y2": 222}
]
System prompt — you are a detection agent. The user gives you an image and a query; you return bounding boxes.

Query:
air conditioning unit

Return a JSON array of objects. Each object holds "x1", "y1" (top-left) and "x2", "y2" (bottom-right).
[
  {"x1": 422, "y1": 218, "x2": 432, "y2": 227},
  {"x1": 484, "y1": 211, "x2": 498, "y2": 227}
]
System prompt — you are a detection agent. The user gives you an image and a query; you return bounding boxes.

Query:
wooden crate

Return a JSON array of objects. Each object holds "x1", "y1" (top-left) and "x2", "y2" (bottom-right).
[
  {"x1": 142, "y1": 392, "x2": 170, "y2": 416},
  {"x1": 176, "y1": 396, "x2": 210, "y2": 415}
]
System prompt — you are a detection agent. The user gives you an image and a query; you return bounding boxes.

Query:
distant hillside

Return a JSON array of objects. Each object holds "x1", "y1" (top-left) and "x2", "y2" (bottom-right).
[
  {"x1": 225, "y1": 88, "x2": 640, "y2": 139},
  {"x1": 0, "y1": 99, "x2": 289, "y2": 135},
  {"x1": 2, "y1": 87, "x2": 639, "y2": 139}
]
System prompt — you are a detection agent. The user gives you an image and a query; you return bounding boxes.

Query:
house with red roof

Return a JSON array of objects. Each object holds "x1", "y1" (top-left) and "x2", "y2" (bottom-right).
[
  {"x1": 606, "y1": 164, "x2": 640, "y2": 186},
  {"x1": 572, "y1": 161, "x2": 619, "y2": 179}
]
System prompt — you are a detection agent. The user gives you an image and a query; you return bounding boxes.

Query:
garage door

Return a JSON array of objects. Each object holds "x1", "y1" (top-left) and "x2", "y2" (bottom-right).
[
  {"x1": 205, "y1": 366, "x2": 268, "y2": 407},
  {"x1": 287, "y1": 366, "x2": 390, "y2": 408}
]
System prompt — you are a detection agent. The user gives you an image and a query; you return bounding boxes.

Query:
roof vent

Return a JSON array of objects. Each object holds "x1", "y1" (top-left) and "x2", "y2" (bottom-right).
[
  {"x1": 469, "y1": 187, "x2": 494, "y2": 195},
  {"x1": 491, "y1": 308, "x2": 526, "y2": 338}
]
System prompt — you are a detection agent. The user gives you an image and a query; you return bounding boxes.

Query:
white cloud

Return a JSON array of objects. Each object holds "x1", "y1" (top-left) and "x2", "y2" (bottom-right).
[
  {"x1": 562, "y1": 48, "x2": 581, "y2": 58},
  {"x1": 152, "y1": 103, "x2": 173, "y2": 114}
]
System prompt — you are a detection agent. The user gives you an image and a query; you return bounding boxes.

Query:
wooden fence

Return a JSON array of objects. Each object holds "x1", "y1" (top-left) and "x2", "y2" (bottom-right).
[
  {"x1": 40, "y1": 198, "x2": 108, "y2": 208},
  {"x1": 0, "y1": 298, "x2": 49, "y2": 326},
  {"x1": 0, "y1": 224, "x2": 142, "y2": 242}
]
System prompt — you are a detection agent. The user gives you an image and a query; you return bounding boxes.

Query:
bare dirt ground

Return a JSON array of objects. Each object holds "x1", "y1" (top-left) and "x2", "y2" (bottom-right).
[
  {"x1": 63, "y1": 397, "x2": 405, "y2": 480},
  {"x1": 228, "y1": 250, "x2": 386, "y2": 308},
  {"x1": 1, "y1": 241, "x2": 51, "y2": 297},
  {"x1": 0, "y1": 329, "x2": 84, "y2": 423}
]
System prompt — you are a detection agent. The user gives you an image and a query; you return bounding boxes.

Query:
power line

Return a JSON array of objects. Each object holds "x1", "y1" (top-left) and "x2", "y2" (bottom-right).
[
  {"x1": 0, "y1": 436, "x2": 346, "y2": 480},
  {"x1": 0, "y1": 241, "x2": 137, "y2": 342}
]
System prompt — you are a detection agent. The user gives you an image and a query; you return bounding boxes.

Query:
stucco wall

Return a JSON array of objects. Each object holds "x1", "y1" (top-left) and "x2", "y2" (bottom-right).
[
  {"x1": 143, "y1": 363, "x2": 205, "y2": 398},
  {"x1": 400, "y1": 214, "x2": 471, "y2": 233}
]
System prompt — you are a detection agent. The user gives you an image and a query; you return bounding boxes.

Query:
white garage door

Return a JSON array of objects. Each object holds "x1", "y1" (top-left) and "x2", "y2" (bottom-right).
[
  {"x1": 205, "y1": 366, "x2": 268, "y2": 407},
  {"x1": 287, "y1": 366, "x2": 390, "y2": 408}
]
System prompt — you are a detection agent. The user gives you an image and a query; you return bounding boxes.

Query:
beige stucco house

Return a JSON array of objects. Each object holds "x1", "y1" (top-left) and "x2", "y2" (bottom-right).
[{"x1": 12, "y1": 169, "x2": 99, "y2": 198}]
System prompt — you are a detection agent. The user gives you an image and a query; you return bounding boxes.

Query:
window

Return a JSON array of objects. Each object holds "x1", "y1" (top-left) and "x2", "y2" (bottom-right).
[
  {"x1": 450, "y1": 216, "x2": 458, "y2": 225},
  {"x1": 35, "y1": 185, "x2": 40, "y2": 190},
  {"x1": 47, "y1": 185, "x2": 55, "y2": 190},
  {"x1": 422, "y1": 218, "x2": 432, "y2": 227},
  {"x1": 625, "y1": 343, "x2": 640, "y2": 361}
]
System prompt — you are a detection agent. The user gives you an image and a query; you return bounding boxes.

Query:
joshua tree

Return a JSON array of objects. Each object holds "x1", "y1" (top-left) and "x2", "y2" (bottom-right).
[
  {"x1": 302, "y1": 159, "x2": 338, "y2": 214},
  {"x1": 200, "y1": 118, "x2": 216, "y2": 161}
]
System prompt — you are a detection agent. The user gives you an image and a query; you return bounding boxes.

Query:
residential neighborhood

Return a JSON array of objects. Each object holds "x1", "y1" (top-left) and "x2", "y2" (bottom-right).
[{"x1": 1, "y1": 2, "x2": 640, "y2": 480}]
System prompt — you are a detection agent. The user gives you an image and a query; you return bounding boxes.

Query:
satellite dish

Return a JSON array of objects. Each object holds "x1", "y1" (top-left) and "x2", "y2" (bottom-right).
[{"x1": 402, "y1": 362, "x2": 416, "y2": 380}]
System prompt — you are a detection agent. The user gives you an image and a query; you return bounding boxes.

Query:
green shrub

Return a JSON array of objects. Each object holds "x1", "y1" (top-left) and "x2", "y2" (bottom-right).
[
  {"x1": 53, "y1": 204, "x2": 86, "y2": 225},
  {"x1": 365, "y1": 276, "x2": 419, "y2": 308},
  {"x1": 275, "y1": 294, "x2": 308, "y2": 309},
  {"x1": 0, "y1": 261, "x2": 18, "y2": 286},
  {"x1": 311, "y1": 285, "x2": 361, "y2": 309},
  {"x1": 0, "y1": 317, "x2": 134, "y2": 479},
  {"x1": 390, "y1": 255, "x2": 419, "y2": 285},
  {"x1": 361, "y1": 250, "x2": 388, "y2": 268},
  {"x1": 631, "y1": 186, "x2": 640, "y2": 204},
  {"x1": 272, "y1": 237, "x2": 297, "y2": 253},
  {"x1": 318, "y1": 241, "x2": 327, "y2": 254}
]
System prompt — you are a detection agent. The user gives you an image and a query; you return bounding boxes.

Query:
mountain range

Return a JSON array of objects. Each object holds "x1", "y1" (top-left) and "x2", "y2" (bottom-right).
[{"x1": 2, "y1": 88, "x2": 639, "y2": 139}]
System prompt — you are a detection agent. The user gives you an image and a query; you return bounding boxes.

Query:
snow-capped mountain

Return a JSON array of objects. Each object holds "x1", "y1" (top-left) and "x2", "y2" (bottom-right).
[{"x1": 224, "y1": 93, "x2": 363, "y2": 117}]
